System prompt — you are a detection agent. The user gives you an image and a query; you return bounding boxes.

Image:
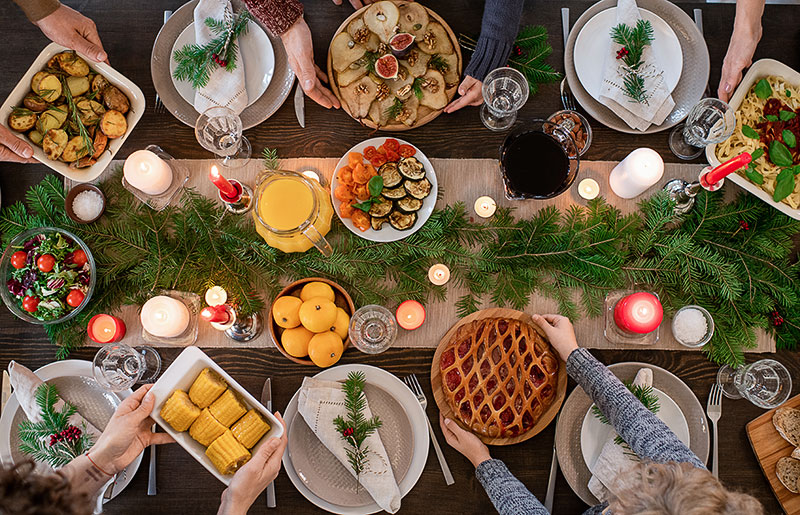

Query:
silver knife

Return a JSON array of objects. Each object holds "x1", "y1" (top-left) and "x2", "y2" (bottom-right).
[
  {"x1": 147, "y1": 423, "x2": 157, "y2": 496},
  {"x1": 561, "y1": 8, "x2": 570, "y2": 52},
  {"x1": 261, "y1": 378, "x2": 276, "y2": 508},
  {"x1": 294, "y1": 81, "x2": 305, "y2": 128},
  {"x1": 1, "y1": 371, "x2": 10, "y2": 416},
  {"x1": 544, "y1": 444, "x2": 558, "y2": 512}
]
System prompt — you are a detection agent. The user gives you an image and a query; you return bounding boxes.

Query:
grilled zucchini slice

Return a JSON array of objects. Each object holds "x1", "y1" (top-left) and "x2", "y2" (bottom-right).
[
  {"x1": 389, "y1": 210, "x2": 417, "y2": 231},
  {"x1": 398, "y1": 156, "x2": 425, "y2": 180},
  {"x1": 381, "y1": 185, "x2": 407, "y2": 200},
  {"x1": 378, "y1": 162, "x2": 403, "y2": 188},
  {"x1": 368, "y1": 199, "x2": 393, "y2": 217},
  {"x1": 371, "y1": 216, "x2": 388, "y2": 231},
  {"x1": 404, "y1": 177, "x2": 432, "y2": 199},
  {"x1": 397, "y1": 196, "x2": 423, "y2": 212}
]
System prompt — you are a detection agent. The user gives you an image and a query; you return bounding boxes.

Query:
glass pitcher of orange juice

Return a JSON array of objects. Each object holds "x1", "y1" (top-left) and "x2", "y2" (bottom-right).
[{"x1": 252, "y1": 170, "x2": 333, "y2": 255}]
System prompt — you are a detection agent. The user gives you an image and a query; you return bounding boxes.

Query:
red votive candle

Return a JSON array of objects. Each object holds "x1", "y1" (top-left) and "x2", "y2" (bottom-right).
[
  {"x1": 87, "y1": 314, "x2": 126, "y2": 343},
  {"x1": 613, "y1": 293, "x2": 663, "y2": 334},
  {"x1": 201, "y1": 305, "x2": 233, "y2": 324},
  {"x1": 701, "y1": 152, "x2": 752, "y2": 187},
  {"x1": 396, "y1": 300, "x2": 426, "y2": 330},
  {"x1": 209, "y1": 165, "x2": 239, "y2": 199}
]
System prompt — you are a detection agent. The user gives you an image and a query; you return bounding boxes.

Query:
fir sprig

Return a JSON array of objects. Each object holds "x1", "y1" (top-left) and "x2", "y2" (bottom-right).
[
  {"x1": 610, "y1": 20, "x2": 655, "y2": 103},
  {"x1": 384, "y1": 97, "x2": 404, "y2": 119},
  {"x1": 592, "y1": 380, "x2": 660, "y2": 447},
  {"x1": 427, "y1": 54, "x2": 449, "y2": 74},
  {"x1": 333, "y1": 372, "x2": 382, "y2": 481},
  {"x1": 261, "y1": 147, "x2": 279, "y2": 170}
]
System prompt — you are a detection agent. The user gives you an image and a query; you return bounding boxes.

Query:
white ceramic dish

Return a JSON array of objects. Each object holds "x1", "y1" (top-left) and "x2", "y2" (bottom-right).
[
  {"x1": 580, "y1": 387, "x2": 689, "y2": 470},
  {"x1": 574, "y1": 8, "x2": 682, "y2": 101},
  {"x1": 169, "y1": 20, "x2": 274, "y2": 109},
  {"x1": 0, "y1": 43, "x2": 144, "y2": 183},
  {"x1": 147, "y1": 346, "x2": 284, "y2": 485},
  {"x1": 331, "y1": 138, "x2": 438, "y2": 243},
  {"x1": 706, "y1": 58, "x2": 800, "y2": 220},
  {"x1": 282, "y1": 364, "x2": 429, "y2": 515}
]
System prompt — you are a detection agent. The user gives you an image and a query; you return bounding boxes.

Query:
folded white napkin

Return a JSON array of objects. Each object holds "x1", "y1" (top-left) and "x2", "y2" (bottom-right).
[
  {"x1": 598, "y1": 0, "x2": 675, "y2": 131},
  {"x1": 297, "y1": 376, "x2": 401, "y2": 513},
  {"x1": 193, "y1": 0, "x2": 248, "y2": 115},
  {"x1": 588, "y1": 367, "x2": 652, "y2": 501}
]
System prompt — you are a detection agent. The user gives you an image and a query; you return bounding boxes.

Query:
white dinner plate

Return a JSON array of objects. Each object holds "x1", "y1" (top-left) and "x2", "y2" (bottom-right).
[
  {"x1": 574, "y1": 8, "x2": 682, "y2": 101},
  {"x1": 331, "y1": 138, "x2": 438, "y2": 243},
  {"x1": 282, "y1": 364, "x2": 429, "y2": 515},
  {"x1": 0, "y1": 360, "x2": 140, "y2": 505},
  {"x1": 580, "y1": 387, "x2": 690, "y2": 471},
  {"x1": 169, "y1": 20, "x2": 274, "y2": 108}
]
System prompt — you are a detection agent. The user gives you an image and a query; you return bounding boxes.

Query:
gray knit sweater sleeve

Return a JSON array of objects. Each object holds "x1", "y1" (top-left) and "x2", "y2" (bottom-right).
[
  {"x1": 464, "y1": 0, "x2": 525, "y2": 81},
  {"x1": 475, "y1": 459, "x2": 549, "y2": 515}
]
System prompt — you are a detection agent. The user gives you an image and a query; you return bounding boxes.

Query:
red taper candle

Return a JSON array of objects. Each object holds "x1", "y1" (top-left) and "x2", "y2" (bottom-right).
[
  {"x1": 209, "y1": 165, "x2": 239, "y2": 199},
  {"x1": 200, "y1": 305, "x2": 232, "y2": 324},
  {"x1": 701, "y1": 152, "x2": 752, "y2": 188}
]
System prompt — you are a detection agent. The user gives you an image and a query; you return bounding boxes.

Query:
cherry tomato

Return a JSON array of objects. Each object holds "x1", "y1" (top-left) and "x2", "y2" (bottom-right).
[
  {"x1": 36, "y1": 254, "x2": 55, "y2": 273},
  {"x1": 369, "y1": 154, "x2": 387, "y2": 167},
  {"x1": 375, "y1": 144, "x2": 387, "y2": 155},
  {"x1": 385, "y1": 149, "x2": 400, "y2": 162},
  {"x1": 10, "y1": 251, "x2": 27, "y2": 269},
  {"x1": 71, "y1": 249, "x2": 88, "y2": 267},
  {"x1": 66, "y1": 289, "x2": 85, "y2": 308},
  {"x1": 22, "y1": 296, "x2": 39, "y2": 313},
  {"x1": 398, "y1": 144, "x2": 416, "y2": 158},
  {"x1": 383, "y1": 138, "x2": 400, "y2": 152}
]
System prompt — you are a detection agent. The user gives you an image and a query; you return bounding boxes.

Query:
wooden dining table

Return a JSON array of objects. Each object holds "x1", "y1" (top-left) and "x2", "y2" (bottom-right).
[{"x1": 1, "y1": 0, "x2": 799, "y2": 513}]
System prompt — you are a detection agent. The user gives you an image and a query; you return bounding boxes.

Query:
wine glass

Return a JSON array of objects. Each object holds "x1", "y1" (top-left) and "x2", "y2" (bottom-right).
[
  {"x1": 195, "y1": 106, "x2": 251, "y2": 168},
  {"x1": 480, "y1": 67, "x2": 530, "y2": 131},
  {"x1": 716, "y1": 359, "x2": 792, "y2": 408},
  {"x1": 669, "y1": 98, "x2": 736, "y2": 160},
  {"x1": 92, "y1": 343, "x2": 162, "y2": 392},
  {"x1": 348, "y1": 305, "x2": 398, "y2": 354}
]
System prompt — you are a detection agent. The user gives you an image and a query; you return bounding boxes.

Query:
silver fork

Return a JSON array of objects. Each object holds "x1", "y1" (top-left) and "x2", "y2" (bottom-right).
[
  {"x1": 403, "y1": 374, "x2": 454, "y2": 485},
  {"x1": 706, "y1": 384, "x2": 723, "y2": 478},
  {"x1": 154, "y1": 10, "x2": 173, "y2": 114}
]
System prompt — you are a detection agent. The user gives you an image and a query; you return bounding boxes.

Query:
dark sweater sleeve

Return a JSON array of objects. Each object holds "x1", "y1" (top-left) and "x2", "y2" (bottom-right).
[
  {"x1": 463, "y1": 0, "x2": 525, "y2": 81},
  {"x1": 475, "y1": 459, "x2": 549, "y2": 515},
  {"x1": 244, "y1": 0, "x2": 303, "y2": 36},
  {"x1": 566, "y1": 348, "x2": 705, "y2": 469}
]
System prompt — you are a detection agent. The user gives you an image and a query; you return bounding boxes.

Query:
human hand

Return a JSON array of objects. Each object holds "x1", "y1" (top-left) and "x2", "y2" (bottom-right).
[
  {"x1": 531, "y1": 314, "x2": 578, "y2": 362},
  {"x1": 443, "y1": 76, "x2": 483, "y2": 114},
  {"x1": 439, "y1": 413, "x2": 491, "y2": 468},
  {"x1": 35, "y1": 5, "x2": 108, "y2": 64},
  {"x1": 0, "y1": 125, "x2": 36, "y2": 163},
  {"x1": 330, "y1": 0, "x2": 377, "y2": 9},
  {"x1": 281, "y1": 18, "x2": 340, "y2": 109},
  {"x1": 89, "y1": 384, "x2": 175, "y2": 475},
  {"x1": 718, "y1": 28, "x2": 761, "y2": 101}
]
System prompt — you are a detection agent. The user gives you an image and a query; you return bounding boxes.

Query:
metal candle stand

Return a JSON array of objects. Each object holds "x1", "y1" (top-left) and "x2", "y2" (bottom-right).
[
  {"x1": 207, "y1": 304, "x2": 263, "y2": 342},
  {"x1": 664, "y1": 166, "x2": 723, "y2": 214}
]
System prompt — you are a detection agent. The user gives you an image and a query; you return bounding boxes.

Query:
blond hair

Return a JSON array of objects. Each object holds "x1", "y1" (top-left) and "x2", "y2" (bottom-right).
[{"x1": 608, "y1": 462, "x2": 763, "y2": 515}]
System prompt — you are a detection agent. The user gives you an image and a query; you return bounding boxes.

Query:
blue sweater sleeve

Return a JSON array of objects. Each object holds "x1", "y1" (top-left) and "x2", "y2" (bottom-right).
[
  {"x1": 464, "y1": 0, "x2": 525, "y2": 81},
  {"x1": 475, "y1": 459, "x2": 549, "y2": 515}
]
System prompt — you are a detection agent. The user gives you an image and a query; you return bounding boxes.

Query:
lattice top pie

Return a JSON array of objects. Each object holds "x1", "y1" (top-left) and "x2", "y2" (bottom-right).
[{"x1": 439, "y1": 317, "x2": 560, "y2": 438}]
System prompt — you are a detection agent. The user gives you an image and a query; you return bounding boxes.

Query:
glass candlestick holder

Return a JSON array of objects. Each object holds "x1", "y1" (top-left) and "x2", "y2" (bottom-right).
[
  {"x1": 122, "y1": 145, "x2": 190, "y2": 211},
  {"x1": 224, "y1": 309, "x2": 263, "y2": 342},
  {"x1": 218, "y1": 179, "x2": 253, "y2": 215},
  {"x1": 140, "y1": 290, "x2": 200, "y2": 346},
  {"x1": 603, "y1": 290, "x2": 661, "y2": 345}
]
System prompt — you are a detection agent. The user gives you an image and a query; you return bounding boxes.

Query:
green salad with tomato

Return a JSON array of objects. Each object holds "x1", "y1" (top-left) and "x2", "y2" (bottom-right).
[{"x1": 6, "y1": 232, "x2": 91, "y2": 321}]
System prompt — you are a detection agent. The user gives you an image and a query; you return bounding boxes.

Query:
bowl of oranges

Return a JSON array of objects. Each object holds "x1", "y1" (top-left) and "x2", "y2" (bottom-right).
[{"x1": 268, "y1": 278, "x2": 355, "y2": 367}]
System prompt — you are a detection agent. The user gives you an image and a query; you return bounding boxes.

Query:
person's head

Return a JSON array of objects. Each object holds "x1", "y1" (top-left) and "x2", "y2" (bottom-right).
[
  {"x1": 0, "y1": 460, "x2": 90, "y2": 515},
  {"x1": 609, "y1": 461, "x2": 762, "y2": 515}
]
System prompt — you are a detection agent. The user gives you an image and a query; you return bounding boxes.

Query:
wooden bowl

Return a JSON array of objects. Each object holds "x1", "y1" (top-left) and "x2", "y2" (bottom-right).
[
  {"x1": 430, "y1": 308, "x2": 568, "y2": 446},
  {"x1": 267, "y1": 277, "x2": 355, "y2": 366},
  {"x1": 65, "y1": 184, "x2": 106, "y2": 224}
]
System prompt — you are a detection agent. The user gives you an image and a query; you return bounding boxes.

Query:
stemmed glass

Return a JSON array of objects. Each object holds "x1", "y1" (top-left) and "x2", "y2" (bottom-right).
[
  {"x1": 717, "y1": 359, "x2": 792, "y2": 409},
  {"x1": 195, "y1": 106, "x2": 251, "y2": 168},
  {"x1": 348, "y1": 305, "x2": 398, "y2": 354},
  {"x1": 669, "y1": 98, "x2": 736, "y2": 160},
  {"x1": 92, "y1": 343, "x2": 162, "y2": 392},
  {"x1": 480, "y1": 67, "x2": 530, "y2": 131}
]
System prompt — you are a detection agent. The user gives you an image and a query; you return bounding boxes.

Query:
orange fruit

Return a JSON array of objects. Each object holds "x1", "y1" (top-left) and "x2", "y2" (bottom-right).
[
  {"x1": 300, "y1": 281, "x2": 335, "y2": 302},
  {"x1": 308, "y1": 332, "x2": 344, "y2": 367},
  {"x1": 272, "y1": 296, "x2": 302, "y2": 329},
  {"x1": 330, "y1": 307, "x2": 350, "y2": 339},
  {"x1": 281, "y1": 326, "x2": 314, "y2": 357},
  {"x1": 299, "y1": 297, "x2": 338, "y2": 333}
]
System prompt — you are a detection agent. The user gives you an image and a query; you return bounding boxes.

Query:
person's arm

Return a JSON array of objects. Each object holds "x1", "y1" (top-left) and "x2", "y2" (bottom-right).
[
  {"x1": 718, "y1": 0, "x2": 765, "y2": 101},
  {"x1": 56, "y1": 454, "x2": 115, "y2": 499},
  {"x1": 12, "y1": 0, "x2": 60, "y2": 23}
]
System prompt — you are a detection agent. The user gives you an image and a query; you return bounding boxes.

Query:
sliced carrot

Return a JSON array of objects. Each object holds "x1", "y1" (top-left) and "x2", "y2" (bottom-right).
[
  {"x1": 352, "y1": 210, "x2": 370, "y2": 231},
  {"x1": 334, "y1": 184, "x2": 354, "y2": 202},
  {"x1": 353, "y1": 162, "x2": 370, "y2": 184},
  {"x1": 348, "y1": 152, "x2": 363, "y2": 168},
  {"x1": 340, "y1": 201, "x2": 355, "y2": 218}
]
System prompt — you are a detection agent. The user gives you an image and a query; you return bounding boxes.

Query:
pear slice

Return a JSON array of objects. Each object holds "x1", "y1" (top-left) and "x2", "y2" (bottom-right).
[
  {"x1": 437, "y1": 52, "x2": 460, "y2": 87},
  {"x1": 347, "y1": 17, "x2": 381, "y2": 52},
  {"x1": 340, "y1": 75, "x2": 378, "y2": 119},
  {"x1": 397, "y1": 95, "x2": 419, "y2": 126},
  {"x1": 397, "y1": 1, "x2": 429, "y2": 39},
  {"x1": 400, "y1": 49, "x2": 430, "y2": 78},
  {"x1": 337, "y1": 62, "x2": 368, "y2": 87},
  {"x1": 417, "y1": 22, "x2": 454, "y2": 55},
  {"x1": 331, "y1": 32, "x2": 366, "y2": 72},
  {"x1": 363, "y1": 1, "x2": 400, "y2": 44},
  {"x1": 419, "y1": 69, "x2": 447, "y2": 110},
  {"x1": 368, "y1": 95, "x2": 397, "y2": 127},
  {"x1": 388, "y1": 66, "x2": 414, "y2": 98}
]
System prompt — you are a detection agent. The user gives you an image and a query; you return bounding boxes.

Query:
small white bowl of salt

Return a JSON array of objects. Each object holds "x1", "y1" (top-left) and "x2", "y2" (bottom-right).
[
  {"x1": 672, "y1": 305, "x2": 714, "y2": 348},
  {"x1": 65, "y1": 184, "x2": 106, "y2": 224}
]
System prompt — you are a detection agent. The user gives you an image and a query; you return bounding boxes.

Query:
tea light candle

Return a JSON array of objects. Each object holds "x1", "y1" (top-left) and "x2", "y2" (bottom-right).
[
  {"x1": 87, "y1": 314, "x2": 126, "y2": 343},
  {"x1": 578, "y1": 178, "x2": 600, "y2": 200},
  {"x1": 613, "y1": 292, "x2": 663, "y2": 334},
  {"x1": 474, "y1": 196, "x2": 497, "y2": 218},
  {"x1": 609, "y1": 148, "x2": 664, "y2": 199},
  {"x1": 205, "y1": 286, "x2": 228, "y2": 306},
  {"x1": 140, "y1": 295, "x2": 190, "y2": 338},
  {"x1": 209, "y1": 165, "x2": 239, "y2": 200},
  {"x1": 124, "y1": 150, "x2": 173, "y2": 196},
  {"x1": 302, "y1": 170, "x2": 321, "y2": 183},
  {"x1": 428, "y1": 263, "x2": 450, "y2": 286},
  {"x1": 396, "y1": 300, "x2": 426, "y2": 330}
]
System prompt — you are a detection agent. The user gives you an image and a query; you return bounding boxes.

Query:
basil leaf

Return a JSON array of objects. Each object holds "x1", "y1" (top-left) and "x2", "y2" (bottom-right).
[
  {"x1": 784, "y1": 129, "x2": 797, "y2": 148},
  {"x1": 780, "y1": 110, "x2": 797, "y2": 121},
  {"x1": 751, "y1": 148, "x2": 765, "y2": 160},
  {"x1": 787, "y1": 89, "x2": 792, "y2": 97},
  {"x1": 766, "y1": 114, "x2": 779, "y2": 122},
  {"x1": 745, "y1": 166, "x2": 764, "y2": 185},
  {"x1": 755, "y1": 79, "x2": 772, "y2": 99},
  {"x1": 367, "y1": 175, "x2": 384, "y2": 198},
  {"x1": 774, "y1": 167, "x2": 796, "y2": 202},
  {"x1": 352, "y1": 200, "x2": 372, "y2": 213},
  {"x1": 742, "y1": 125, "x2": 760, "y2": 139},
  {"x1": 770, "y1": 140, "x2": 794, "y2": 167}
]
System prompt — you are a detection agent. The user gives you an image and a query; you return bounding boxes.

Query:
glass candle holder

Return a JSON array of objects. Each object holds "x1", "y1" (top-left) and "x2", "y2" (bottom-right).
[
  {"x1": 604, "y1": 290, "x2": 662, "y2": 345},
  {"x1": 140, "y1": 290, "x2": 200, "y2": 346},
  {"x1": 122, "y1": 145, "x2": 189, "y2": 211}
]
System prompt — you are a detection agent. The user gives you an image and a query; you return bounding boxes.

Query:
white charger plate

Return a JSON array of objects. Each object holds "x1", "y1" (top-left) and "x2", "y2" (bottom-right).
[
  {"x1": 0, "y1": 360, "x2": 141, "y2": 504},
  {"x1": 169, "y1": 20, "x2": 274, "y2": 108},
  {"x1": 331, "y1": 138, "x2": 438, "y2": 243},
  {"x1": 282, "y1": 364, "x2": 429, "y2": 515},
  {"x1": 580, "y1": 387, "x2": 689, "y2": 471},
  {"x1": 574, "y1": 8, "x2": 682, "y2": 101}
]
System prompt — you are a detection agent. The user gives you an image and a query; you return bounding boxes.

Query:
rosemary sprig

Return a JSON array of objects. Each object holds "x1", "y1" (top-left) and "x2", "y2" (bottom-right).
[
  {"x1": 333, "y1": 372, "x2": 382, "y2": 483},
  {"x1": 384, "y1": 97, "x2": 404, "y2": 119},
  {"x1": 427, "y1": 53, "x2": 449, "y2": 74},
  {"x1": 60, "y1": 76, "x2": 93, "y2": 157}
]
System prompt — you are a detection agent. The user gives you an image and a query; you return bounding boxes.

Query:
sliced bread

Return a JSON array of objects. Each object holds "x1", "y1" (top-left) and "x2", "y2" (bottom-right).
[
  {"x1": 773, "y1": 407, "x2": 800, "y2": 447},
  {"x1": 793, "y1": 447, "x2": 800, "y2": 460},
  {"x1": 776, "y1": 456, "x2": 800, "y2": 494}
]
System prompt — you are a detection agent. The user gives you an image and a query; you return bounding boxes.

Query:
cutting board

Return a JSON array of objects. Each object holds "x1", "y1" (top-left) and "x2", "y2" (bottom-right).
[{"x1": 746, "y1": 394, "x2": 800, "y2": 513}]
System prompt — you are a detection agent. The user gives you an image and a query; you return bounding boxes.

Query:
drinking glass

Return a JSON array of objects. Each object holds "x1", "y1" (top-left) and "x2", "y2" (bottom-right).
[
  {"x1": 480, "y1": 67, "x2": 530, "y2": 131},
  {"x1": 93, "y1": 343, "x2": 162, "y2": 392},
  {"x1": 717, "y1": 359, "x2": 792, "y2": 408},
  {"x1": 195, "y1": 106, "x2": 251, "y2": 168},
  {"x1": 669, "y1": 98, "x2": 736, "y2": 160},
  {"x1": 348, "y1": 305, "x2": 398, "y2": 354}
]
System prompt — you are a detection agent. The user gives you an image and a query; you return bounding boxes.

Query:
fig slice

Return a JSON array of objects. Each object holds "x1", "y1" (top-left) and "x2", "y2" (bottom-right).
[{"x1": 375, "y1": 54, "x2": 399, "y2": 80}]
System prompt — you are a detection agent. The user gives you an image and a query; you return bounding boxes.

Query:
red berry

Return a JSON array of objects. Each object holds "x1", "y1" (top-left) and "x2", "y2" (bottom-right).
[
  {"x1": 220, "y1": 60, "x2": 227, "y2": 67},
  {"x1": 10, "y1": 251, "x2": 27, "y2": 269}
]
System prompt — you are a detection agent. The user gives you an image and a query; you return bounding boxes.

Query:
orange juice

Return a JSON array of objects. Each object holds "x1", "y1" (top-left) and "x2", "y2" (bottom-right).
[{"x1": 257, "y1": 177, "x2": 314, "y2": 231}]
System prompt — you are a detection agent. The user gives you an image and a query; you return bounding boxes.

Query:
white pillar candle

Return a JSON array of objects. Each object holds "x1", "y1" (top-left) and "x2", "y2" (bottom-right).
[
  {"x1": 124, "y1": 150, "x2": 173, "y2": 196},
  {"x1": 609, "y1": 148, "x2": 664, "y2": 199},
  {"x1": 578, "y1": 178, "x2": 600, "y2": 200},
  {"x1": 140, "y1": 295, "x2": 190, "y2": 338}
]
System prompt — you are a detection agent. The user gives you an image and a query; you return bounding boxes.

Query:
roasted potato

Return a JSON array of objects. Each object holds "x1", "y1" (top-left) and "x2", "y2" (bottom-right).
[
  {"x1": 31, "y1": 71, "x2": 49, "y2": 93},
  {"x1": 57, "y1": 52, "x2": 90, "y2": 77},
  {"x1": 102, "y1": 85, "x2": 130, "y2": 114},
  {"x1": 28, "y1": 130, "x2": 44, "y2": 147},
  {"x1": 23, "y1": 92, "x2": 48, "y2": 112},
  {"x1": 34, "y1": 74, "x2": 62, "y2": 103},
  {"x1": 36, "y1": 112, "x2": 61, "y2": 135},
  {"x1": 70, "y1": 156, "x2": 97, "y2": 169},
  {"x1": 91, "y1": 74, "x2": 110, "y2": 96},
  {"x1": 76, "y1": 99, "x2": 104, "y2": 126},
  {"x1": 100, "y1": 110, "x2": 127, "y2": 138},
  {"x1": 61, "y1": 136, "x2": 91, "y2": 162},
  {"x1": 46, "y1": 54, "x2": 61, "y2": 69},
  {"x1": 91, "y1": 130, "x2": 108, "y2": 158},
  {"x1": 8, "y1": 110, "x2": 37, "y2": 132},
  {"x1": 42, "y1": 129, "x2": 68, "y2": 160},
  {"x1": 66, "y1": 76, "x2": 90, "y2": 97}
]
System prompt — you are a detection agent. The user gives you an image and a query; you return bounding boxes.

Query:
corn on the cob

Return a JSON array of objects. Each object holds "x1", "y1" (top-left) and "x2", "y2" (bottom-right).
[
  {"x1": 206, "y1": 430, "x2": 251, "y2": 475},
  {"x1": 189, "y1": 408, "x2": 228, "y2": 447},
  {"x1": 160, "y1": 390, "x2": 201, "y2": 432},
  {"x1": 231, "y1": 409, "x2": 271, "y2": 449},
  {"x1": 189, "y1": 368, "x2": 227, "y2": 408},
  {"x1": 209, "y1": 389, "x2": 247, "y2": 427}
]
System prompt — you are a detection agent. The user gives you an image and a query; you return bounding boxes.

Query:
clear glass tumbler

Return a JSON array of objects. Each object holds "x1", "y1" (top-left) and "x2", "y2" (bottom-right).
[
  {"x1": 92, "y1": 343, "x2": 162, "y2": 392},
  {"x1": 717, "y1": 359, "x2": 792, "y2": 408},
  {"x1": 348, "y1": 305, "x2": 398, "y2": 354},
  {"x1": 480, "y1": 67, "x2": 530, "y2": 131},
  {"x1": 669, "y1": 98, "x2": 736, "y2": 160},
  {"x1": 195, "y1": 106, "x2": 251, "y2": 168}
]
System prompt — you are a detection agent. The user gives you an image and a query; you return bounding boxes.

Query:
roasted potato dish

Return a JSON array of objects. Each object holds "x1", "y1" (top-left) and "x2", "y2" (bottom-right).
[{"x1": 7, "y1": 50, "x2": 133, "y2": 169}]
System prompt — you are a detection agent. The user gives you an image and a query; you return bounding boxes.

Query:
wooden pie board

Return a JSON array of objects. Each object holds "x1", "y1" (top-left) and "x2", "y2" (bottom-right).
[
  {"x1": 746, "y1": 393, "x2": 800, "y2": 513},
  {"x1": 430, "y1": 308, "x2": 568, "y2": 446},
  {"x1": 326, "y1": 0, "x2": 463, "y2": 131}
]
